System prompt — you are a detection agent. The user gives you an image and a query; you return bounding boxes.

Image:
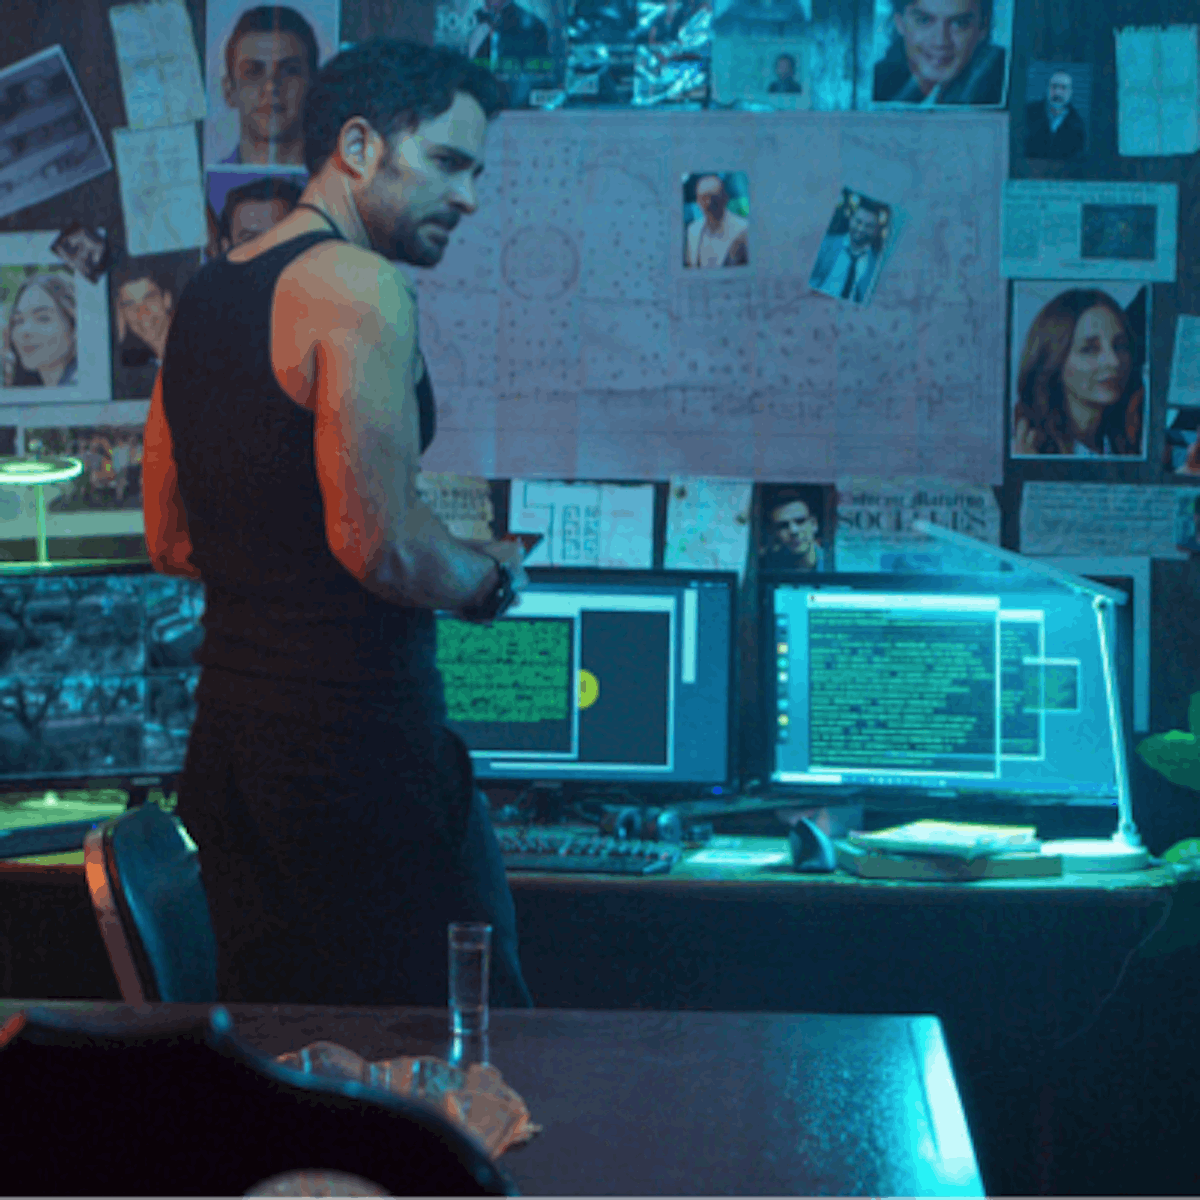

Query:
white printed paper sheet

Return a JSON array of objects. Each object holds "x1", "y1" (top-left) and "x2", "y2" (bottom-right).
[
  {"x1": 508, "y1": 479, "x2": 655, "y2": 568},
  {"x1": 1115, "y1": 25, "x2": 1200, "y2": 157},
  {"x1": 109, "y1": 0, "x2": 207, "y2": 130},
  {"x1": 834, "y1": 477, "x2": 1002, "y2": 572},
  {"x1": 1020, "y1": 482, "x2": 1200, "y2": 559},
  {"x1": 113, "y1": 124, "x2": 206, "y2": 256},
  {"x1": 663, "y1": 476, "x2": 752, "y2": 575},
  {"x1": 1001, "y1": 180, "x2": 1178, "y2": 281},
  {"x1": 415, "y1": 472, "x2": 495, "y2": 541}
]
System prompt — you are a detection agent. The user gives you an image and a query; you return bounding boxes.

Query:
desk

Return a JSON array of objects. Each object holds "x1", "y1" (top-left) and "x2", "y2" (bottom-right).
[
  {"x1": 1, "y1": 839, "x2": 1198, "y2": 1195},
  {"x1": 0, "y1": 1001, "x2": 984, "y2": 1198}
]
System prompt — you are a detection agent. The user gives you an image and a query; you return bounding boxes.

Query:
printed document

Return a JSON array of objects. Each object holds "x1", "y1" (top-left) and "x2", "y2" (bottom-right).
[{"x1": 1115, "y1": 25, "x2": 1200, "y2": 157}]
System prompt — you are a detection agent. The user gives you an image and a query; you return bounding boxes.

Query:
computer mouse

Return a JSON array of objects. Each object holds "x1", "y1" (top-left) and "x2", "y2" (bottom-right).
[{"x1": 788, "y1": 816, "x2": 838, "y2": 873}]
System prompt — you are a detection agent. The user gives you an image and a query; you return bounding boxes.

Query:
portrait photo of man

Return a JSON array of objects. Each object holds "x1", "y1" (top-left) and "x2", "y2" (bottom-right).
[
  {"x1": 809, "y1": 190, "x2": 893, "y2": 305},
  {"x1": 870, "y1": 0, "x2": 1010, "y2": 107},
  {"x1": 109, "y1": 252, "x2": 199, "y2": 399},
  {"x1": 51, "y1": 222, "x2": 110, "y2": 283},
  {"x1": 683, "y1": 172, "x2": 750, "y2": 269},
  {"x1": 205, "y1": 2, "x2": 336, "y2": 168},
  {"x1": 1024, "y1": 64, "x2": 1089, "y2": 160},
  {"x1": 205, "y1": 172, "x2": 305, "y2": 259},
  {"x1": 757, "y1": 483, "x2": 830, "y2": 572},
  {"x1": 767, "y1": 52, "x2": 803, "y2": 93}
]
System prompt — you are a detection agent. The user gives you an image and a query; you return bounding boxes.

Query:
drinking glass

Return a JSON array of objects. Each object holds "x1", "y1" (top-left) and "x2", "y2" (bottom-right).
[{"x1": 448, "y1": 921, "x2": 491, "y2": 1035}]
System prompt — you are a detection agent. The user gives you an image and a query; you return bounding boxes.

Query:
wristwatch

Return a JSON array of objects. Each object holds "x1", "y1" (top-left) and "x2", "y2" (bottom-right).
[{"x1": 460, "y1": 554, "x2": 517, "y2": 623}]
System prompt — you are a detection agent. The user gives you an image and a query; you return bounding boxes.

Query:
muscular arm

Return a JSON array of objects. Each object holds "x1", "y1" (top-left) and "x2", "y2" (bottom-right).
[
  {"x1": 300, "y1": 244, "x2": 501, "y2": 612},
  {"x1": 143, "y1": 371, "x2": 202, "y2": 579}
]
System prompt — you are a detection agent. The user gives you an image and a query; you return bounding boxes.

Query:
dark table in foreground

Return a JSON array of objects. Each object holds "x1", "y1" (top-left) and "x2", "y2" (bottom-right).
[{"x1": 0, "y1": 1002, "x2": 984, "y2": 1198}]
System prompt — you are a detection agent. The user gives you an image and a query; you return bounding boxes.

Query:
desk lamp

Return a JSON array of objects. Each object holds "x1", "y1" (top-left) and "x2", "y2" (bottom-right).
[
  {"x1": 0, "y1": 457, "x2": 84, "y2": 567},
  {"x1": 912, "y1": 520, "x2": 1150, "y2": 873}
]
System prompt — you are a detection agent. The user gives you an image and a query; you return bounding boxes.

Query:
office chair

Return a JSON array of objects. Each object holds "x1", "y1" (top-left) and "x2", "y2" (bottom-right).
[
  {"x1": 83, "y1": 801, "x2": 219, "y2": 1002},
  {"x1": 0, "y1": 1004, "x2": 514, "y2": 1196}
]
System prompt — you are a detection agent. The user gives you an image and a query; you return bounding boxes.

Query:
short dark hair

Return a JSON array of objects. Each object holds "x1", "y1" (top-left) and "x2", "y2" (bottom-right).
[
  {"x1": 893, "y1": 0, "x2": 993, "y2": 27},
  {"x1": 225, "y1": 6, "x2": 320, "y2": 81},
  {"x1": 110, "y1": 254, "x2": 177, "y2": 299},
  {"x1": 219, "y1": 176, "x2": 304, "y2": 241},
  {"x1": 302, "y1": 38, "x2": 505, "y2": 177},
  {"x1": 765, "y1": 486, "x2": 825, "y2": 529}
]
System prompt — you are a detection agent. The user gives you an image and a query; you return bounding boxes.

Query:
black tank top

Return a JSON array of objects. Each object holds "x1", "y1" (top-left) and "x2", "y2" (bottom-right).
[{"x1": 160, "y1": 232, "x2": 446, "y2": 725}]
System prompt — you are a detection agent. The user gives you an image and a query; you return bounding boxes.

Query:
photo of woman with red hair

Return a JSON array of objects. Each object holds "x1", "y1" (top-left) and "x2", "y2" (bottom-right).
[{"x1": 1011, "y1": 282, "x2": 1147, "y2": 459}]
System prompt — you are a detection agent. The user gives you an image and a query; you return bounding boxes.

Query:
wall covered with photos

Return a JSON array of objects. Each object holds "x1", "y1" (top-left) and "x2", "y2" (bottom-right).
[{"x1": 0, "y1": 0, "x2": 1199, "y2": 841}]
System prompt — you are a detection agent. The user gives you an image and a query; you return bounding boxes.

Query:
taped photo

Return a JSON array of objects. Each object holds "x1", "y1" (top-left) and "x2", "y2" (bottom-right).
[
  {"x1": 205, "y1": 169, "x2": 306, "y2": 258},
  {"x1": 0, "y1": 232, "x2": 111, "y2": 404},
  {"x1": 0, "y1": 46, "x2": 112, "y2": 221},
  {"x1": 110, "y1": 251, "x2": 201, "y2": 400},
  {"x1": 756, "y1": 483, "x2": 833, "y2": 573},
  {"x1": 808, "y1": 188, "x2": 898, "y2": 306},
  {"x1": 1010, "y1": 280, "x2": 1148, "y2": 460},
  {"x1": 682, "y1": 171, "x2": 749, "y2": 269},
  {"x1": 204, "y1": 0, "x2": 339, "y2": 169},
  {"x1": 867, "y1": 0, "x2": 1013, "y2": 108},
  {"x1": 1024, "y1": 62, "x2": 1091, "y2": 161}
]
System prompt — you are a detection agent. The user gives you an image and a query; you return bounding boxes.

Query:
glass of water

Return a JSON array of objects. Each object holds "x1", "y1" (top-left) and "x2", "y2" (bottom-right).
[{"x1": 448, "y1": 921, "x2": 492, "y2": 1036}]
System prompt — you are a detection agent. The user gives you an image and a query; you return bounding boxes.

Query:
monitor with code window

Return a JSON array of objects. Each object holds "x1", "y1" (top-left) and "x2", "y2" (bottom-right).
[
  {"x1": 437, "y1": 568, "x2": 738, "y2": 798},
  {"x1": 760, "y1": 573, "x2": 1133, "y2": 809}
]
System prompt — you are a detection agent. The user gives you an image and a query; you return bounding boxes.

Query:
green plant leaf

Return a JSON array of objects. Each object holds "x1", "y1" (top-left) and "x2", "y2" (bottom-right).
[{"x1": 1136, "y1": 730, "x2": 1200, "y2": 790}]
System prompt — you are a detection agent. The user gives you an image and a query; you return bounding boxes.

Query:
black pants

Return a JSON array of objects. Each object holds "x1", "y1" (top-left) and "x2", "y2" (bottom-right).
[{"x1": 176, "y1": 671, "x2": 532, "y2": 1008}]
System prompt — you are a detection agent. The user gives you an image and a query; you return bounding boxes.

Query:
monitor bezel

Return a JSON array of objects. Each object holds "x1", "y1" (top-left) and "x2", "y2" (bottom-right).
[
  {"x1": 459, "y1": 566, "x2": 741, "y2": 800},
  {"x1": 757, "y1": 570, "x2": 1134, "y2": 809}
]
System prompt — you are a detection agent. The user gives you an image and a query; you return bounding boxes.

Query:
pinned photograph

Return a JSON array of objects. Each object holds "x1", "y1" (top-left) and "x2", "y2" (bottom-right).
[
  {"x1": 711, "y1": 41, "x2": 811, "y2": 111},
  {"x1": 206, "y1": 169, "x2": 306, "y2": 257},
  {"x1": 51, "y1": 223, "x2": 111, "y2": 284},
  {"x1": 683, "y1": 171, "x2": 749, "y2": 269},
  {"x1": 0, "y1": 46, "x2": 112, "y2": 222},
  {"x1": 634, "y1": 0, "x2": 713, "y2": 106},
  {"x1": 809, "y1": 189, "x2": 896, "y2": 306},
  {"x1": 110, "y1": 252, "x2": 201, "y2": 399},
  {"x1": 449, "y1": 0, "x2": 567, "y2": 108},
  {"x1": 868, "y1": 0, "x2": 1012, "y2": 108},
  {"x1": 756, "y1": 483, "x2": 832, "y2": 573},
  {"x1": 23, "y1": 424, "x2": 145, "y2": 519},
  {"x1": 0, "y1": 231, "x2": 112, "y2": 403},
  {"x1": 1011, "y1": 281, "x2": 1148, "y2": 460},
  {"x1": 1024, "y1": 62, "x2": 1091, "y2": 161},
  {"x1": 1081, "y1": 204, "x2": 1157, "y2": 263},
  {"x1": 565, "y1": 0, "x2": 637, "y2": 106},
  {"x1": 204, "y1": 0, "x2": 339, "y2": 169}
]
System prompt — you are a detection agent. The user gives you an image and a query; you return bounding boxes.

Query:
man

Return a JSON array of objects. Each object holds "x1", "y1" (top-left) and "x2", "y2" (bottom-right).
[
  {"x1": 767, "y1": 53, "x2": 803, "y2": 94},
  {"x1": 760, "y1": 489, "x2": 825, "y2": 571},
  {"x1": 809, "y1": 201, "x2": 884, "y2": 304},
  {"x1": 1024, "y1": 70, "x2": 1086, "y2": 159},
  {"x1": 219, "y1": 5, "x2": 319, "y2": 166},
  {"x1": 684, "y1": 175, "x2": 749, "y2": 269},
  {"x1": 144, "y1": 39, "x2": 534, "y2": 1007},
  {"x1": 113, "y1": 264, "x2": 175, "y2": 369},
  {"x1": 872, "y1": 0, "x2": 1006, "y2": 106},
  {"x1": 218, "y1": 176, "x2": 304, "y2": 250}
]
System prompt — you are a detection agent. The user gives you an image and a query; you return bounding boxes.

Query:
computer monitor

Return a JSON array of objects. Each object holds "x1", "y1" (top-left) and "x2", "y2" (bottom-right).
[
  {"x1": 438, "y1": 568, "x2": 738, "y2": 798},
  {"x1": 761, "y1": 573, "x2": 1133, "y2": 810},
  {"x1": 0, "y1": 561, "x2": 202, "y2": 793}
]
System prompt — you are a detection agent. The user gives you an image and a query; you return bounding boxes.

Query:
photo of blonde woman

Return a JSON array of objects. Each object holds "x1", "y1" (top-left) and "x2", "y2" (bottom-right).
[{"x1": 2, "y1": 269, "x2": 76, "y2": 387}]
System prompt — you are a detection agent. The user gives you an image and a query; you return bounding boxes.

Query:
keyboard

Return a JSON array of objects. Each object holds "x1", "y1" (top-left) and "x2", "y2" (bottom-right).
[{"x1": 497, "y1": 829, "x2": 681, "y2": 875}]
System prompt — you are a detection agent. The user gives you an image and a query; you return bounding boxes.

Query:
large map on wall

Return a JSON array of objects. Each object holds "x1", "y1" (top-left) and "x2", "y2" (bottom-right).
[{"x1": 414, "y1": 108, "x2": 1007, "y2": 484}]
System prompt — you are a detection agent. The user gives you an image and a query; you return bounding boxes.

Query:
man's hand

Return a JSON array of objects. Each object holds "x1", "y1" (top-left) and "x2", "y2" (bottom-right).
[{"x1": 456, "y1": 537, "x2": 530, "y2": 623}]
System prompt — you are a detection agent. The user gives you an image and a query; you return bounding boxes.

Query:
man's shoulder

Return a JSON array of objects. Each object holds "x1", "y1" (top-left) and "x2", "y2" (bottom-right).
[{"x1": 1025, "y1": 99, "x2": 1044, "y2": 118}]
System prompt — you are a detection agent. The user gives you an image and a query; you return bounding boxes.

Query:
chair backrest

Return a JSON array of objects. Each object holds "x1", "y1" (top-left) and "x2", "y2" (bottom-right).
[
  {"x1": 83, "y1": 803, "x2": 218, "y2": 1003},
  {"x1": 0, "y1": 1005, "x2": 515, "y2": 1196}
]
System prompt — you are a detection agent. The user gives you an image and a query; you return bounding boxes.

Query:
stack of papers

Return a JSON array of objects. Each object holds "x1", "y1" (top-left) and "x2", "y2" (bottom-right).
[{"x1": 847, "y1": 820, "x2": 1041, "y2": 861}]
